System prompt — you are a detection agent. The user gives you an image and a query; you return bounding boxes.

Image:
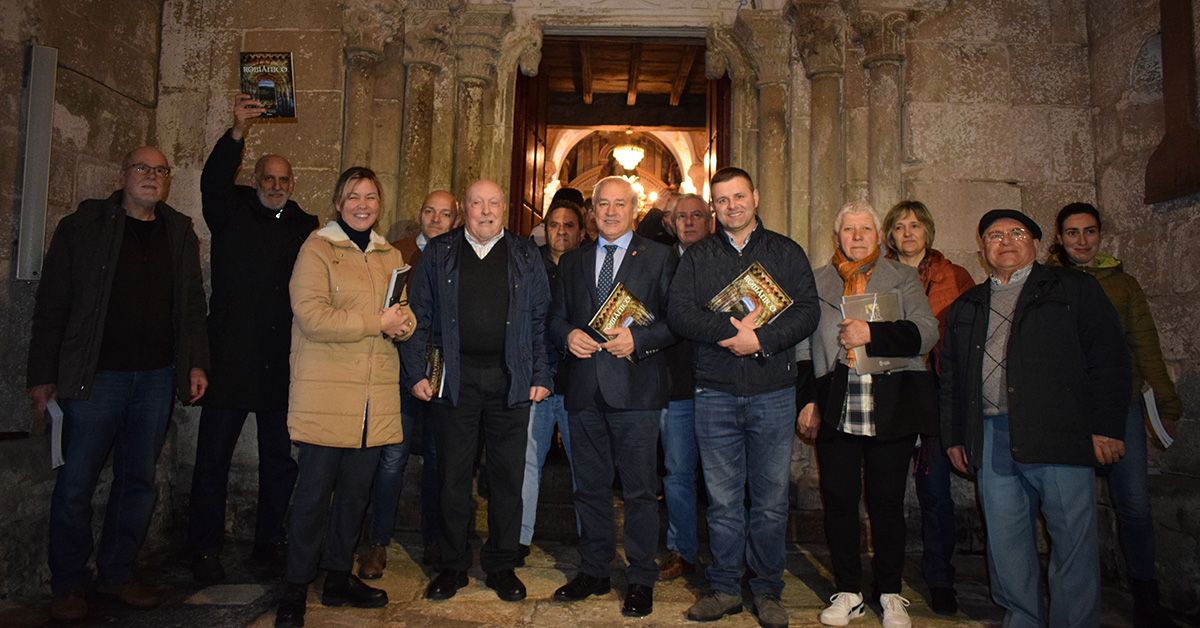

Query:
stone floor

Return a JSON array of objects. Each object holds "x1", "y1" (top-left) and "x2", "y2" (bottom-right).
[{"x1": 0, "y1": 533, "x2": 1151, "y2": 628}]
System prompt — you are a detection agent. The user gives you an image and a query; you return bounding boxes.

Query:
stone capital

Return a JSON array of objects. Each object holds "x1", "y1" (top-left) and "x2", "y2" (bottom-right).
[
  {"x1": 343, "y1": 0, "x2": 405, "y2": 58},
  {"x1": 853, "y1": 9, "x2": 911, "y2": 66},
  {"x1": 403, "y1": 7, "x2": 453, "y2": 69},
  {"x1": 705, "y1": 25, "x2": 752, "y2": 81},
  {"x1": 454, "y1": 4, "x2": 512, "y2": 83},
  {"x1": 733, "y1": 9, "x2": 794, "y2": 87},
  {"x1": 788, "y1": 1, "x2": 848, "y2": 79}
]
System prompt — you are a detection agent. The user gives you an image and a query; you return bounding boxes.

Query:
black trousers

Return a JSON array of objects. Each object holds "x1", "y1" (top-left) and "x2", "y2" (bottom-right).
[
  {"x1": 432, "y1": 360, "x2": 529, "y2": 573},
  {"x1": 285, "y1": 443, "x2": 381, "y2": 584},
  {"x1": 188, "y1": 405, "x2": 297, "y2": 552},
  {"x1": 815, "y1": 423, "x2": 917, "y2": 594},
  {"x1": 568, "y1": 401, "x2": 661, "y2": 587}
]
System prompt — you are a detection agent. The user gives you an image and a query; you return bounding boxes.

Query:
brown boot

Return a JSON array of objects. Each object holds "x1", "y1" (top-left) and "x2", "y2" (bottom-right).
[
  {"x1": 357, "y1": 544, "x2": 387, "y2": 580},
  {"x1": 49, "y1": 591, "x2": 88, "y2": 621},
  {"x1": 95, "y1": 581, "x2": 161, "y2": 609},
  {"x1": 658, "y1": 552, "x2": 696, "y2": 581}
]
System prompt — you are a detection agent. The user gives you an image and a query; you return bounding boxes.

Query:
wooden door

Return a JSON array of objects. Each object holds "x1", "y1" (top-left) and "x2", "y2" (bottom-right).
[
  {"x1": 706, "y1": 74, "x2": 732, "y2": 180},
  {"x1": 509, "y1": 70, "x2": 549, "y2": 235}
]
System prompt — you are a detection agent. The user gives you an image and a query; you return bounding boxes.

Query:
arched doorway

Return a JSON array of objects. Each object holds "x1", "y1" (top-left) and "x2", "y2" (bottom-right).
[{"x1": 508, "y1": 34, "x2": 730, "y2": 235}]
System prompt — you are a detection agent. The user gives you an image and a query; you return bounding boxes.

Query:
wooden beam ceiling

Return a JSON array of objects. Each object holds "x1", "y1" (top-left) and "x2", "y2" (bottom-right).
[
  {"x1": 670, "y1": 46, "x2": 698, "y2": 107},
  {"x1": 626, "y1": 43, "x2": 642, "y2": 106},
  {"x1": 579, "y1": 41, "x2": 594, "y2": 105}
]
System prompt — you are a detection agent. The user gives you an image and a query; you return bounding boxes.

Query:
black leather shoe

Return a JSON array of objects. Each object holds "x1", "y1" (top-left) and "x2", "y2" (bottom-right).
[
  {"x1": 274, "y1": 583, "x2": 307, "y2": 628},
  {"x1": 424, "y1": 569, "x2": 469, "y2": 600},
  {"x1": 930, "y1": 587, "x2": 958, "y2": 616},
  {"x1": 320, "y1": 571, "x2": 387, "y2": 608},
  {"x1": 554, "y1": 573, "x2": 612, "y2": 602},
  {"x1": 622, "y1": 583, "x2": 653, "y2": 617},
  {"x1": 192, "y1": 552, "x2": 225, "y2": 584},
  {"x1": 485, "y1": 569, "x2": 527, "y2": 602}
]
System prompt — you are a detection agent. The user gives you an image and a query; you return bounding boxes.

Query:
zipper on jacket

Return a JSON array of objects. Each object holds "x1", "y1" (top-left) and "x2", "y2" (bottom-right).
[{"x1": 361, "y1": 246, "x2": 377, "y2": 447}]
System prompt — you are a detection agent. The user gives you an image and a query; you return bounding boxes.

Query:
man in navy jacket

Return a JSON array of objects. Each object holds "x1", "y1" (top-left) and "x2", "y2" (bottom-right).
[{"x1": 401, "y1": 180, "x2": 551, "y2": 603}]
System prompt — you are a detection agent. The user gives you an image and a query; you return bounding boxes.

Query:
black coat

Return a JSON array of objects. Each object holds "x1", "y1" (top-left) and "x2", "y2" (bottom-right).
[
  {"x1": 27, "y1": 192, "x2": 210, "y2": 402},
  {"x1": 667, "y1": 220, "x2": 820, "y2": 396},
  {"x1": 549, "y1": 233, "x2": 678, "y2": 411},
  {"x1": 939, "y1": 263, "x2": 1131, "y2": 468},
  {"x1": 200, "y1": 130, "x2": 318, "y2": 410}
]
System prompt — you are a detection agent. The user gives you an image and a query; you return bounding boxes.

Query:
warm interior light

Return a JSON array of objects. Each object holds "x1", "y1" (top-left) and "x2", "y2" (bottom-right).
[{"x1": 612, "y1": 144, "x2": 645, "y2": 170}]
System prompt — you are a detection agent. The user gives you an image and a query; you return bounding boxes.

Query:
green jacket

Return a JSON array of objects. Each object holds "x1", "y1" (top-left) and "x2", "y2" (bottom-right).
[{"x1": 1046, "y1": 252, "x2": 1181, "y2": 424}]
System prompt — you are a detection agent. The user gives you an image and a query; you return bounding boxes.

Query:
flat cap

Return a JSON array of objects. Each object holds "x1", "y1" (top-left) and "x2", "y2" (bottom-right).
[{"x1": 978, "y1": 208, "x2": 1042, "y2": 240}]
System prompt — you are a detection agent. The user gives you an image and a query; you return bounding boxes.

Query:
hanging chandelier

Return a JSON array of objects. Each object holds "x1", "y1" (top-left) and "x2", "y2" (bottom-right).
[{"x1": 612, "y1": 143, "x2": 645, "y2": 170}]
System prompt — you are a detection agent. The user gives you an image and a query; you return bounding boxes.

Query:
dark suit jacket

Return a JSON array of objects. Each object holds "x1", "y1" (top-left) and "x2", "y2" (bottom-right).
[{"x1": 549, "y1": 233, "x2": 678, "y2": 411}]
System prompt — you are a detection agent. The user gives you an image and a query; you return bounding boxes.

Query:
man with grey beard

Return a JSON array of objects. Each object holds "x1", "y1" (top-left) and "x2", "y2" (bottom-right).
[{"x1": 189, "y1": 94, "x2": 318, "y2": 584}]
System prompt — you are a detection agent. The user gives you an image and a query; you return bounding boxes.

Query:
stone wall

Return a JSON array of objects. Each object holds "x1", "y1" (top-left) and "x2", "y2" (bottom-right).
[{"x1": 1086, "y1": 0, "x2": 1200, "y2": 614}]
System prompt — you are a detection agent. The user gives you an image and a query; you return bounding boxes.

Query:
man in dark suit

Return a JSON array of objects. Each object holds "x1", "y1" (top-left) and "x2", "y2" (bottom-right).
[{"x1": 548, "y1": 176, "x2": 677, "y2": 617}]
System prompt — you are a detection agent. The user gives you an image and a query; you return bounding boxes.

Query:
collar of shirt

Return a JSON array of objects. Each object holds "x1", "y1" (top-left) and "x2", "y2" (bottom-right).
[
  {"x1": 465, "y1": 229, "x2": 504, "y2": 259},
  {"x1": 723, "y1": 223, "x2": 757, "y2": 252},
  {"x1": 595, "y1": 230, "x2": 635, "y2": 282},
  {"x1": 416, "y1": 232, "x2": 428, "y2": 251},
  {"x1": 989, "y1": 263, "x2": 1033, "y2": 287}
]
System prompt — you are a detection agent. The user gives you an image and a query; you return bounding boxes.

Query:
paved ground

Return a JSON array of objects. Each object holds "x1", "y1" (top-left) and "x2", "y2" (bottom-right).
[{"x1": 0, "y1": 534, "x2": 1149, "y2": 627}]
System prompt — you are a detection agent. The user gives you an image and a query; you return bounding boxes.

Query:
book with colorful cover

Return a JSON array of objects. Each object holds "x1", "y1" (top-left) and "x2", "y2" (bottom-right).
[
  {"x1": 588, "y1": 283, "x2": 655, "y2": 362},
  {"x1": 706, "y1": 261, "x2": 793, "y2": 326},
  {"x1": 239, "y1": 52, "x2": 296, "y2": 119}
]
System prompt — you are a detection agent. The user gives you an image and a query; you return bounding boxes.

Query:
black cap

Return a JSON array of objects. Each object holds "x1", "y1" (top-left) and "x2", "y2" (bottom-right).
[{"x1": 977, "y1": 209, "x2": 1042, "y2": 240}]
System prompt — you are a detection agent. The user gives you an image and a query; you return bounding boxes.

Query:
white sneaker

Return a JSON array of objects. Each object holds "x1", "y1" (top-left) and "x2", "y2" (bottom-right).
[
  {"x1": 819, "y1": 591, "x2": 865, "y2": 626},
  {"x1": 880, "y1": 593, "x2": 912, "y2": 628}
]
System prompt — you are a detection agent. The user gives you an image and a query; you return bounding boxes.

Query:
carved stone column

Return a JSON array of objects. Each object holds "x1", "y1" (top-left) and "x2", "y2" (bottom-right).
[
  {"x1": 398, "y1": 9, "x2": 451, "y2": 224},
  {"x1": 342, "y1": 1, "x2": 402, "y2": 169},
  {"x1": 453, "y1": 5, "x2": 510, "y2": 196},
  {"x1": 857, "y1": 10, "x2": 909, "y2": 216},
  {"x1": 792, "y1": 2, "x2": 848, "y2": 264},
  {"x1": 343, "y1": 50, "x2": 381, "y2": 170},
  {"x1": 735, "y1": 11, "x2": 793, "y2": 232}
]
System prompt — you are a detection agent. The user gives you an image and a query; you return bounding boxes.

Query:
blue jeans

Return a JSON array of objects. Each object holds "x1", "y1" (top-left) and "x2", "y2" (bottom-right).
[
  {"x1": 1105, "y1": 402, "x2": 1155, "y2": 582},
  {"x1": 914, "y1": 434, "x2": 956, "y2": 589},
  {"x1": 660, "y1": 399, "x2": 699, "y2": 562},
  {"x1": 694, "y1": 386, "x2": 795, "y2": 598},
  {"x1": 49, "y1": 367, "x2": 175, "y2": 593},
  {"x1": 366, "y1": 406, "x2": 440, "y2": 546},
  {"x1": 520, "y1": 394, "x2": 577, "y2": 545},
  {"x1": 978, "y1": 415, "x2": 1099, "y2": 628}
]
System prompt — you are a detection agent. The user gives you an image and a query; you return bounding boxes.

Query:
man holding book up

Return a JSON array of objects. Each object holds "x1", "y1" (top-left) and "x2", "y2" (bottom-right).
[
  {"x1": 668, "y1": 167, "x2": 819, "y2": 628},
  {"x1": 548, "y1": 176, "x2": 677, "y2": 617},
  {"x1": 189, "y1": 94, "x2": 317, "y2": 584}
]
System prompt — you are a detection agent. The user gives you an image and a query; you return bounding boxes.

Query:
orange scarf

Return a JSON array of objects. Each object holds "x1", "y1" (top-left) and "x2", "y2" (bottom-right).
[{"x1": 833, "y1": 245, "x2": 880, "y2": 365}]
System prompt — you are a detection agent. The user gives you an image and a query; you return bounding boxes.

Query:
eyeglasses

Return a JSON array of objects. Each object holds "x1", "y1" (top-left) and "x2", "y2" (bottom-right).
[
  {"x1": 984, "y1": 227, "x2": 1030, "y2": 243},
  {"x1": 127, "y1": 163, "x2": 172, "y2": 177}
]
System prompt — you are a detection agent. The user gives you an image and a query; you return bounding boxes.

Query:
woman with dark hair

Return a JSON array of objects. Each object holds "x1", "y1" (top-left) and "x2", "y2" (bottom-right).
[
  {"x1": 880, "y1": 200, "x2": 975, "y2": 616},
  {"x1": 797, "y1": 200, "x2": 939, "y2": 628},
  {"x1": 1048, "y1": 202, "x2": 1180, "y2": 628},
  {"x1": 275, "y1": 167, "x2": 415, "y2": 627}
]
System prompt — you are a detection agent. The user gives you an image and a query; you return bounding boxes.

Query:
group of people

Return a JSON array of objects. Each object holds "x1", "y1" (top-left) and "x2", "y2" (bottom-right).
[{"x1": 26, "y1": 93, "x2": 1180, "y2": 628}]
